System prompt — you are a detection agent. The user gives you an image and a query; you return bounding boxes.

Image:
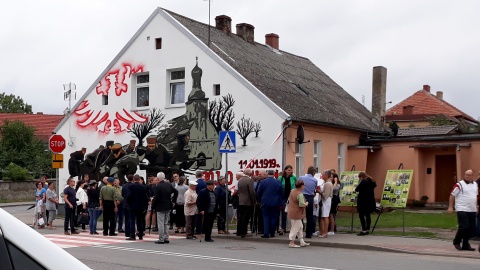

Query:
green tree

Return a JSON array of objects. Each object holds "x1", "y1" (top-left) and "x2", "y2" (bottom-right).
[
  {"x1": 0, "y1": 120, "x2": 53, "y2": 180},
  {"x1": 0, "y1": 92, "x2": 33, "y2": 113},
  {"x1": 426, "y1": 115, "x2": 455, "y2": 126}
]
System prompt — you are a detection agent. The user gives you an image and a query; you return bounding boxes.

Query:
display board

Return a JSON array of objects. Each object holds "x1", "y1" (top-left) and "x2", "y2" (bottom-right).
[
  {"x1": 380, "y1": 170, "x2": 414, "y2": 208},
  {"x1": 338, "y1": 171, "x2": 362, "y2": 206}
]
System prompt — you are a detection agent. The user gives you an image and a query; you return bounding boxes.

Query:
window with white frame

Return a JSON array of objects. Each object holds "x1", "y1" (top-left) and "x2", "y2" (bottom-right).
[
  {"x1": 295, "y1": 141, "x2": 304, "y2": 177},
  {"x1": 168, "y1": 69, "x2": 185, "y2": 106},
  {"x1": 134, "y1": 73, "x2": 149, "y2": 107},
  {"x1": 338, "y1": 143, "x2": 345, "y2": 173},
  {"x1": 313, "y1": 141, "x2": 322, "y2": 173}
]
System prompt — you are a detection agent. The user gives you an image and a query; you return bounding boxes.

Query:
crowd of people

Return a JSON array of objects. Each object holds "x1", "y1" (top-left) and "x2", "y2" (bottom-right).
[{"x1": 32, "y1": 166, "x2": 380, "y2": 248}]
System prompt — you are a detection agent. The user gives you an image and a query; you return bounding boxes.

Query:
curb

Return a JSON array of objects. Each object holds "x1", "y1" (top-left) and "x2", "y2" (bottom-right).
[
  {"x1": 0, "y1": 202, "x2": 36, "y2": 208},
  {"x1": 214, "y1": 234, "x2": 480, "y2": 260}
]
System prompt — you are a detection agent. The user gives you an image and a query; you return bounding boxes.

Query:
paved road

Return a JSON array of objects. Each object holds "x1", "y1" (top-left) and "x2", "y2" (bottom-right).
[{"x1": 3, "y1": 205, "x2": 480, "y2": 270}]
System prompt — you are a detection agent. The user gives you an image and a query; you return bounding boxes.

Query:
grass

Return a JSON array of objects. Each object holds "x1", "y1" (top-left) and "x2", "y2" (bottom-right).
[
  {"x1": 336, "y1": 209, "x2": 457, "y2": 230},
  {"x1": 0, "y1": 198, "x2": 34, "y2": 204}
]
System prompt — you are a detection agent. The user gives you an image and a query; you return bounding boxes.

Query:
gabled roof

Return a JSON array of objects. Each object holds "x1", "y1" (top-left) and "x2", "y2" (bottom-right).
[
  {"x1": 397, "y1": 125, "x2": 458, "y2": 137},
  {"x1": 164, "y1": 9, "x2": 377, "y2": 132},
  {"x1": 0, "y1": 113, "x2": 65, "y2": 142},
  {"x1": 55, "y1": 8, "x2": 378, "y2": 133},
  {"x1": 386, "y1": 89, "x2": 477, "y2": 123}
]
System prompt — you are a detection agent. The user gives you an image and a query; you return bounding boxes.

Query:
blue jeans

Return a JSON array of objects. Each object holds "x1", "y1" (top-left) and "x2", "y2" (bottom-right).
[
  {"x1": 116, "y1": 206, "x2": 124, "y2": 231},
  {"x1": 87, "y1": 208, "x2": 101, "y2": 233}
]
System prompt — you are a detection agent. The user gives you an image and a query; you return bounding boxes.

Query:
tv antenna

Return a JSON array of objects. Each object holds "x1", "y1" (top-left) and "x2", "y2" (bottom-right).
[{"x1": 63, "y1": 82, "x2": 77, "y2": 146}]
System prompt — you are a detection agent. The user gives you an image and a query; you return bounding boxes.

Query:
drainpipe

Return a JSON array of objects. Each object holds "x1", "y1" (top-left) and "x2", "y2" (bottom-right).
[{"x1": 282, "y1": 116, "x2": 292, "y2": 169}]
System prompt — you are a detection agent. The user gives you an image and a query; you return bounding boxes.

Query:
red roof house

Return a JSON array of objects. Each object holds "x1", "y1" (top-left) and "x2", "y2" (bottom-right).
[
  {"x1": 0, "y1": 113, "x2": 65, "y2": 142},
  {"x1": 386, "y1": 85, "x2": 478, "y2": 128}
]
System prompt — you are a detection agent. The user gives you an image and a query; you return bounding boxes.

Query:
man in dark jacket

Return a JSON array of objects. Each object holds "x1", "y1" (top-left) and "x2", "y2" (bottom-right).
[
  {"x1": 214, "y1": 176, "x2": 230, "y2": 234},
  {"x1": 257, "y1": 170, "x2": 283, "y2": 238},
  {"x1": 126, "y1": 174, "x2": 148, "y2": 240},
  {"x1": 122, "y1": 174, "x2": 133, "y2": 238},
  {"x1": 153, "y1": 172, "x2": 178, "y2": 244},
  {"x1": 194, "y1": 170, "x2": 206, "y2": 234},
  {"x1": 197, "y1": 181, "x2": 217, "y2": 242}
]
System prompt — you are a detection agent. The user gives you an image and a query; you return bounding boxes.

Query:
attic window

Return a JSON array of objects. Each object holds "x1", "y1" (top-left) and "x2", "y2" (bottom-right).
[
  {"x1": 102, "y1": 95, "x2": 108, "y2": 105},
  {"x1": 155, "y1": 38, "x2": 162, "y2": 50},
  {"x1": 213, "y1": 84, "x2": 221, "y2": 96}
]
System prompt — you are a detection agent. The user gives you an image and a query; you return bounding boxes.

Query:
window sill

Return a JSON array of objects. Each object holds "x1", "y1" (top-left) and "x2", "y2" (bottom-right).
[
  {"x1": 131, "y1": 107, "x2": 150, "y2": 112},
  {"x1": 166, "y1": 103, "x2": 185, "y2": 109}
]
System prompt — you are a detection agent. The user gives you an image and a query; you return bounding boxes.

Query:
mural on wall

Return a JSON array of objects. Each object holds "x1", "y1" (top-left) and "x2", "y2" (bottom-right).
[
  {"x1": 74, "y1": 62, "x2": 148, "y2": 134},
  {"x1": 76, "y1": 59, "x2": 235, "y2": 181}
]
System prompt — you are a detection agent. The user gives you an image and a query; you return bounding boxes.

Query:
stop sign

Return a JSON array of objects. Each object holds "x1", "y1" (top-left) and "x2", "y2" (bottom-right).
[{"x1": 49, "y1": 134, "x2": 66, "y2": 153}]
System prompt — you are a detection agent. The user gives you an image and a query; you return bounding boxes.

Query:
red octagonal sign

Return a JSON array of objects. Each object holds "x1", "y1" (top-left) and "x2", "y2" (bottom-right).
[{"x1": 49, "y1": 134, "x2": 66, "y2": 153}]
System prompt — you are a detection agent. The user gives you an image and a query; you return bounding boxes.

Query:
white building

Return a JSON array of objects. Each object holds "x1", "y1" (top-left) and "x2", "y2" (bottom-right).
[{"x1": 54, "y1": 8, "x2": 376, "y2": 189}]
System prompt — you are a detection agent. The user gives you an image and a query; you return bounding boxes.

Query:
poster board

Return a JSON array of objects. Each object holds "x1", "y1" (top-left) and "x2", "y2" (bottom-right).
[
  {"x1": 380, "y1": 170, "x2": 414, "y2": 208},
  {"x1": 338, "y1": 171, "x2": 362, "y2": 206}
]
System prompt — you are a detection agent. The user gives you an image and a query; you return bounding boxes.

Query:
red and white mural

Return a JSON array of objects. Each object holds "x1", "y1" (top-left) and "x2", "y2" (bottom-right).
[{"x1": 74, "y1": 63, "x2": 148, "y2": 134}]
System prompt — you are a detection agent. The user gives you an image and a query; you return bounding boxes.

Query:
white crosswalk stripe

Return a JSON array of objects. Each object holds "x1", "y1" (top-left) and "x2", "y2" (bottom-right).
[{"x1": 44, "y1": 233, "x2": 184, "y2": 249}]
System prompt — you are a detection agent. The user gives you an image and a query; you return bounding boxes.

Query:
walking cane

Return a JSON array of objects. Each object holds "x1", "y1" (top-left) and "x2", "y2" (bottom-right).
[
  {"x1": 149, "y1": 210, "x2": 153, "y2": 235},
  {"x1": 253, "y1": 204, "x2": 257, "y2": 236},
  {"x1": 199, "y1": 213, "x2": 205, "y2": 242}
]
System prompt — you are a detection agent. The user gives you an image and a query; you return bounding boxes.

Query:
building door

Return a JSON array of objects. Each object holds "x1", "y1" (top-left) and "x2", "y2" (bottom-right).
[{"x1": 435, "y1": 155, "x2": 456, "y2": 202}]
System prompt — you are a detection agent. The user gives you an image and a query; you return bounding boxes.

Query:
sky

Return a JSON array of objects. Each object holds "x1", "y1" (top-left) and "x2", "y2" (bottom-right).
[{"x1": 1, "y1": 0, "x2": 479, "y2": 120}]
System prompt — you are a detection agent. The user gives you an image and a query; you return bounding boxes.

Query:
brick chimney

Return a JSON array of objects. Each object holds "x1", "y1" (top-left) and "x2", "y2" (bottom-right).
[
  {"x1": 372, "y1": 66, "x2": 387, "y2": 129},
  {"x1": 215, "y1": 15, "x2": 231, "y2": 35},
  {"x1": 236, "y1": 23, "x2": 255, "y2": 43},
  {"x1": 403, "y1": 105, "x2": 414, "y2": 115},
  {"x1": 436, "y1": 91, "x2": 443, "y2": 100},
  {"x1": 265, "y1": 33, "x2": 279, "y2": 49},
  {"x1": 423, "y1": 85, "x2": 430, "y2": 92}
]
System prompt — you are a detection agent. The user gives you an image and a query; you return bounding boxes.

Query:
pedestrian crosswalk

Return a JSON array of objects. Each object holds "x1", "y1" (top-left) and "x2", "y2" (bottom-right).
[{"x1": 44, "y1": 233, "x2": 184, "y2": 249}]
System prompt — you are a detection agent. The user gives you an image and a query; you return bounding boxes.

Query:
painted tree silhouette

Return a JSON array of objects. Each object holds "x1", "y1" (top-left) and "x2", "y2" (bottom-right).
[
  {"x1": 253, "y1": 122, "x2": 262, "y2": 137},
  {"x1": 236, "y1": 114, "x2": 255, "y2": 146},
  {"x1": 127, "y1": 108, "x2": 166, "y2": 146},
  {"x1": 209, "y1": 93, "x2": 235, "y2": 133}
]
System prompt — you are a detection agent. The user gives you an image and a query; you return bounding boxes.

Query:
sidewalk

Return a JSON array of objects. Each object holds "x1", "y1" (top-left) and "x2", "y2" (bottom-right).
[
  {"x1": 213, "y1": 230, "x2": 480, "y2": 259},
  {"x1": 2, "y1": 202, "x2": 479, "y2": 260}
]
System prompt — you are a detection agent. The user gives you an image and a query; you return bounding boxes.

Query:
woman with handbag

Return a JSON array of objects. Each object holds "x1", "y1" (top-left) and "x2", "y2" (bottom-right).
[
  {"x1": 75, "y1": 180, "x2": 88, "y2": 232},
  {"x1": 355, "y1": 172, "x2": 377, "y2": 236},
  {"x1": 34, "y1": 181, "x2": 46, "y2": 228},
  {"x1": 287, "y1": 180, "x2": 310, "y2": 248}
]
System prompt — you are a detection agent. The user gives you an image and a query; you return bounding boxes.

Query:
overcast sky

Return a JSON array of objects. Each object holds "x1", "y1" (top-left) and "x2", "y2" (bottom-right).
[{"x1": 2, "y1": 0, "x2": 479, "y2": 120}]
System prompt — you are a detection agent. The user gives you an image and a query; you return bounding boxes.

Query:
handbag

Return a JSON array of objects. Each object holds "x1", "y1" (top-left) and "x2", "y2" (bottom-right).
[
  {"x1": 77, "y1": 213, "x2": 90, "y2": 224},
  {"x1": 284, "y1": 200, "x2": 289, "y2": 213},
  {"x1": 38, "y1": 217, "x2": 45, "y2": 226}
]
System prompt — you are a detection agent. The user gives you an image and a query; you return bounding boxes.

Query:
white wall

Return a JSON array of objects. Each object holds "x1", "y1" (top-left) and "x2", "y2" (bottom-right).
[{"x1": 56, "y1": 12, "x2": 285, "y2": 190}]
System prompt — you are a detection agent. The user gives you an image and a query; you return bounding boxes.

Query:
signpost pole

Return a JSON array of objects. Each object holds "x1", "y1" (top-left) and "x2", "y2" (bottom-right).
[{"x1": 225, "y1": 153, "x2": 229, "y2": 234}]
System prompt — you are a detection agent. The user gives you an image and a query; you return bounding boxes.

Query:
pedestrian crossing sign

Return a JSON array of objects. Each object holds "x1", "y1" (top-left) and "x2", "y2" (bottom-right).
[{"x1": 219, "y1": 131, "x2": 236, "y2": 153}]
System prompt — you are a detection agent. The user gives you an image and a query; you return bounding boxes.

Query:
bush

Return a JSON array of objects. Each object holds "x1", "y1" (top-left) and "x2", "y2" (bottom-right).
[{"x1": 3, "y1": 163, "x2": 31, "y2": 181}]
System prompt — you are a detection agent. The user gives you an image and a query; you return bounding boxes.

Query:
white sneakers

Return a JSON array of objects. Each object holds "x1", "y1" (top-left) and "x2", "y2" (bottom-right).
[
  {"x1": 327, "y1": 231, "x2": 335, "y2": 236},
  {"x1": 313, "y1": 231, "x2": 319, "y2": 236}
]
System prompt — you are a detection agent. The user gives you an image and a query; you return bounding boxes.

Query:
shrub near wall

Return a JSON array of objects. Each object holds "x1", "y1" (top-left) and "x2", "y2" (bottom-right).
[
  {"x1": 0, "y1": 180, "x2": 37, "y2": 202},
  {"x1": 2, "y1": 163, "x2": 31, "y2": 181}
]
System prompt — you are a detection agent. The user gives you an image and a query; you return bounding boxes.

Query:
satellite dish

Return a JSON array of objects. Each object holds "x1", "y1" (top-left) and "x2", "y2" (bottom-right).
[{"x1": 297, "y1": 125, "x2": 305, "y2": 144}]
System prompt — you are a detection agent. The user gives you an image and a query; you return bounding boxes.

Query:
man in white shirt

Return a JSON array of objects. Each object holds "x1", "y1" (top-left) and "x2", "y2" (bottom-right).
[{"x1": 448, "y1": 169, "x2": 479, "y2": 251}]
